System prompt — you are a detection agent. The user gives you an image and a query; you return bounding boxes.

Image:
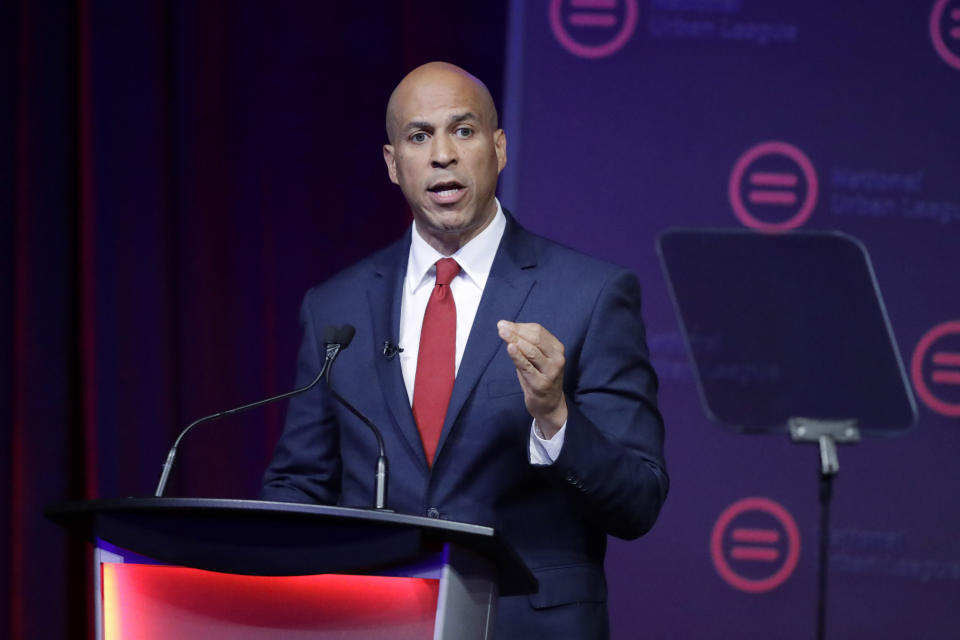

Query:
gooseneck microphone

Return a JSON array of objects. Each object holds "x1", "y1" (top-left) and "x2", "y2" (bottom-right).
[
  {"x1": 326, "y1": 331, "x2": 391, "y2": 511},
  {"x1": 153, "y1": 324, "x2": 355, "y2": 497}
]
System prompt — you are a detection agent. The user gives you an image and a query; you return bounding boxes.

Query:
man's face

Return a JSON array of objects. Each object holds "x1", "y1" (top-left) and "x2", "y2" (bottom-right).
[{"x1": 383, "y1": 71, "x2": 507, "y2": 254}]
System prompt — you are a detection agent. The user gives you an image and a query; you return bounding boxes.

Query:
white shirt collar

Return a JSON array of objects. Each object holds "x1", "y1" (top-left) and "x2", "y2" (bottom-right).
[{"x1": 406, "y1": 199, "x2": 506, "y2": 294}]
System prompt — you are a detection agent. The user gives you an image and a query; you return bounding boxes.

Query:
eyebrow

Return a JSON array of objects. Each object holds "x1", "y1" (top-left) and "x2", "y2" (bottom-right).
[
  {"x1": 403, "y1": 112, "x2": 479, "y2": 133},
  {"x1": 449, "y1": 112, "x2": 478, "y2": 124}
]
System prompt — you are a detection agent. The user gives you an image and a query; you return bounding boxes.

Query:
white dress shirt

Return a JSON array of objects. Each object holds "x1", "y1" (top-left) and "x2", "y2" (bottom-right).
[{"x1": 398, "y1": 200, "x2": 565, "y2": 464}]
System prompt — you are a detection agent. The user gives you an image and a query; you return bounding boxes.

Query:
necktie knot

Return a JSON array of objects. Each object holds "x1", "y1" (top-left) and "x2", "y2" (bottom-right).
[{"x1": 435, "y1": 258, "x2": 460, "y2": 287}]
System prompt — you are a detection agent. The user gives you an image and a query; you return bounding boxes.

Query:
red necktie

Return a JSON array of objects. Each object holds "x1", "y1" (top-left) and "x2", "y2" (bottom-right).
[{"x1": 413, "y1": 258, "x2": 460, "y2": 466}]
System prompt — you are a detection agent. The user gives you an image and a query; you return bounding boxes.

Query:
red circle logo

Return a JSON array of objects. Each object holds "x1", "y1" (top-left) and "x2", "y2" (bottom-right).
[
  {"x1": 549, "y1": 0, "x2": 639, "y2": 59},
  {"x1": 911, "y1": 321, "x2": 960, "y2": 417},
  {"x1": 710, "y1": 497, "x2": 801, "y2": 593},
  {"x1": 930, "y1": 0, "x2": 960, "y2": 71},
  {"x1": 729, "y1": 141, "x2": 819, "y2": 233}
]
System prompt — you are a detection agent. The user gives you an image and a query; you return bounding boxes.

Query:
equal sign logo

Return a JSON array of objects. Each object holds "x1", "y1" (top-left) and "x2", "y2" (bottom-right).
[
  {"x1": 710, "y1": 497, "x2": 801, "y2": 594},
  {"x1": 911, "y1": 320, "x2": 960, "y2": 417},
  {"x1": 748, "y1": 171, "x2": 799, "y2": 207},
  {"x1": 730, "y1": 527, "x2": 781, "y2": 562},
  {"x1": 930, "y1": 0, "x2": 960, "y2": 70},
  {"x1": 728, "y1": 140, "x2": 819, "y2": 234},
  {"x1": 932, "y1": 352, "x2": 960, "y2": 384},
  {"x1": 549, "y1": 0, "x2": 639, "y2": 59}
]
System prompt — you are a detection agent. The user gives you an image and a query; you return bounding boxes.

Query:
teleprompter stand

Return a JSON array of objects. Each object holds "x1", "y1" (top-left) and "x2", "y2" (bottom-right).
[
  {"x1": 789, "y1": 417, "x2": 859, "y2": 640},
  {"x1": 658, "y1": 229, "x2": 916, "y2": 640}
]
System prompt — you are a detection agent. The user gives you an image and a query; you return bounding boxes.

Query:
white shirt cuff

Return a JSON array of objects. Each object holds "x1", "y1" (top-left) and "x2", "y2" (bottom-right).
[{"x1": 529, "y1": 419, "x2": 566, "y2": 465}]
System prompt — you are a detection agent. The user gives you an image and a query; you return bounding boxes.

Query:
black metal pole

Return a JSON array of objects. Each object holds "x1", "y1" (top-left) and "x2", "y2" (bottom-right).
[{"x1": 817, "y1": 471, "x2": 834, "y2": 640}]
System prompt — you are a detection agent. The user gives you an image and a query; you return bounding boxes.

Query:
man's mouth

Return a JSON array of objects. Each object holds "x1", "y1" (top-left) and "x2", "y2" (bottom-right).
[
  {"x1": 428, "y1": 181, "x2": 464, "y2": 195},
  {"x1": 427, "y1": 181, "x2": 467, "y2": 204}
]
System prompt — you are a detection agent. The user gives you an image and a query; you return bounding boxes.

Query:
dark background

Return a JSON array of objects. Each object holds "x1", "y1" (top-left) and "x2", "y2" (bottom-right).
[
  {"x1": 3, "y1": 1, "x2": 508, "y2": 637},
  {"x1": 5, "y1": 1, "x2": 959, "y2": 638}
]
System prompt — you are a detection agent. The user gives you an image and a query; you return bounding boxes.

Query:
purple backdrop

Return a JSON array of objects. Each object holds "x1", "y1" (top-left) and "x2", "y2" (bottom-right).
[
  {"x1": 7, "y1": 1, "x2": 960, "y2": 638},
  {"x1": 501, "y1": 1, "x2": 960, "y2": 638}
]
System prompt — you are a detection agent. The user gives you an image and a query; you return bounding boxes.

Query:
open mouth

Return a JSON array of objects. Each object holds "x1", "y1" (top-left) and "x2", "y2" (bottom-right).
[
  {"x1": 428, "y1": 181, "x2": 465, "y2": 197},
  {"x1": 427, "y1": 181, "x2": 467, "y2": 203}
]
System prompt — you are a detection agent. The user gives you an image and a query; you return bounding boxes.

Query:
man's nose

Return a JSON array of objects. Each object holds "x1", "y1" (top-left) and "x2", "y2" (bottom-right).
[{"x1": 430, "y1": 135, "x2": 457, "y2": 168}]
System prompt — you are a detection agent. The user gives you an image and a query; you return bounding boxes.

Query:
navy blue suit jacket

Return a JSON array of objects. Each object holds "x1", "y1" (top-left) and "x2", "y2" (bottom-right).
[{"x1": 261, "y1": 214, "x2": 668, "y2": 639}]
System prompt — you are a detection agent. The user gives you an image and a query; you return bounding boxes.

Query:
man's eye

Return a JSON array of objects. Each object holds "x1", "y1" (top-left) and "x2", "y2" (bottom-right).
[
  {"x1": 455, "y1": 127, "x2": 473, "y2": 138},
  {"x1": 411, "y1": 132, "x2": 427, "y2": 143}
]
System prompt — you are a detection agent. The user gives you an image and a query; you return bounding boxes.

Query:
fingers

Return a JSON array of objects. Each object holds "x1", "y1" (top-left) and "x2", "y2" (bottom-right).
[
  {"x1": 499, "y1": 327, "x2": 546, "y2": 384},
  {"x1": 497, "y1": 321, "x2": 564, "y2": 373},
  {"x1": 507, "y1": 339, "x2": 547, "y2": 388},
  {"x1": 509, "y1": 335, "x2": 546, "y2": 375},
  {"x1": 497, "y1": 320, "x2": 568, "y2": 432}
]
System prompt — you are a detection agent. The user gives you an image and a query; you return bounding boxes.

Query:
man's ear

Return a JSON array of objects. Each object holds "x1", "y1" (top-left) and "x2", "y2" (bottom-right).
[
  {"x1": 494, "y1": 129, "x2": 507, "y2": 173},
  {"x1": 383, "y1": 144, "x2": 399, "y2": 185}
]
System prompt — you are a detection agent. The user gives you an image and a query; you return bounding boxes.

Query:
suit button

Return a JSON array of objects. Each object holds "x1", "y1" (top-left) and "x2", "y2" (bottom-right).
[
  {"x1": 427, "y1": 508, "x2": 440, "y2": 519},
  {"x1": 565, "y1": 471, "x2": 578, "y2": 484}
]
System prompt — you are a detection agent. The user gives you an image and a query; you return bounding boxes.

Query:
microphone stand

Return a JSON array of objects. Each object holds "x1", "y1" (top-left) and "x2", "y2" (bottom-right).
[
  {"x1": 153, "y1": 324, "x2": 390, "y2": 511},
  {"x1": 325, "y1": 365, "x2": 390, "y2": 511},
  {"x1": 154, "y1": 343, "x2": 342, "y2": 498}
]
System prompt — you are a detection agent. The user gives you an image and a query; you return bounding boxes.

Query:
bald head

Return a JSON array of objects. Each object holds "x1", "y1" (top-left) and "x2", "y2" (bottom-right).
[{"x1": 386, "y1": 62, "x2": 499, "y2": 144}]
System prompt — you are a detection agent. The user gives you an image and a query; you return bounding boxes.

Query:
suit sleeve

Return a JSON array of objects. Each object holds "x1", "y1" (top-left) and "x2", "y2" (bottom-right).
[
  {"x1": 260, "y1": 288, "x2": 342, "y2": 504},
  {"x1": 547, "y1": 268, "x2": 668, "y2": 540}
]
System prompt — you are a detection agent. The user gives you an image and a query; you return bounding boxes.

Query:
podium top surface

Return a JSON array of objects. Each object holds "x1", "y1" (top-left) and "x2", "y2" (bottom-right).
[{"x1": 47, "y1": 497, "x2": 537, "y2": 595}]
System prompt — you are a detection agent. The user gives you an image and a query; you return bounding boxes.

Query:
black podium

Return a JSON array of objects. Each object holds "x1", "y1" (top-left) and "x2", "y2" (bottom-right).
[{"x1": 47, "y1": 498, "x2": 536, "y2": 639}]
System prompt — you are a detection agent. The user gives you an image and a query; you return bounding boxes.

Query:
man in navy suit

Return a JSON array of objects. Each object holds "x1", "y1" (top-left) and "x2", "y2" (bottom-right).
[{"x1": 261, "y1": 62, "x2": 668, "y2": 639}]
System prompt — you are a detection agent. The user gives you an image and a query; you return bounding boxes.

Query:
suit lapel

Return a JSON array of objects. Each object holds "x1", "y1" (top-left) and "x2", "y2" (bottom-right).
[
  {"x1": 367, "y1": 232, "x2": 429, "y2": 467},
  {"x1": 433, "y1": 214, "x2": 539, "y2": 463}
]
